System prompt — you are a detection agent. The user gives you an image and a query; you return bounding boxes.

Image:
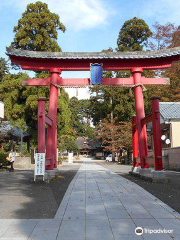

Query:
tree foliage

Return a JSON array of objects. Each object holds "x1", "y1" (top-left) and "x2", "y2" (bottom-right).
[
  {"x1": 149, "y1": 22, "x2": 177, "y2": 50},
  {"x1": 147, "y1": 22, "x2": 180, "y2": 102},
  {"x1": 69, "y1": 97, "x2": 95, "y2": 138},
  {"x1": 96, "y1": 121, "x2": 132, "y2": 152},
  {"x1": 117, "y1": 17, "x2": 152, "y2": 51},
  {"x1": 11, "y1": 1, "x2": 65, "y2": 51},
  {"x1": 0, "y1": 73, "x2": 28, "y2": 130},
  {"x1": 0, "y1": 58, "x2": 9, "y2": 81}
]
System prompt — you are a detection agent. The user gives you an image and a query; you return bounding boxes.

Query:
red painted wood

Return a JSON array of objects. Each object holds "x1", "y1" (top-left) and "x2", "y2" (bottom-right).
[
  {"x1": 46, "y1": 71, "x2": 59, "y2": 170},
  {"x1": 132, "y1": 116, "x2": 139, "y2": 167},
  {"x1": 60, "y1": 78, "x2": 90, "y2": 86},
  {"x1": 151, "y1": 97, "x2": 163, "y2": 171},
  {"x1": 140, "y1": 77, "x2": 170, "y2": 85},
  {"x1": 9, "y1": 55, "x2": 179, "y2": 71},
  {"x1": 10, "y1": 51, "x2": 176, "y2": 173},
  {"x1": 37, "y1": 99, "x2": 46, "y2": 154},
  {"x1": 132, "y1": 68, "x2": 148, "y2": 168},
  {"x1": 141, "y1": 114, "x2": 153, "y2": 125},
  {"x1": 23, "y1": 77, "x2": 169, "y2": 86},
  {"x1": 23, "y1": 78, "x2": 50, "y2": 86}
]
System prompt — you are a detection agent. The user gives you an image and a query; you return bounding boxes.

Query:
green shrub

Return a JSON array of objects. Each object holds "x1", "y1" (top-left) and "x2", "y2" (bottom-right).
[{"x1": 0, "y1": 149, "x2": 8, "y2": 167}]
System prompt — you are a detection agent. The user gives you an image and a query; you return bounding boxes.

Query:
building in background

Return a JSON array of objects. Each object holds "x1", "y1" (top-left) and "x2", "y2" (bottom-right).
[
  {"x1": 76, "y1": 136, "x2": 102, "y2": 156},
  {"x1": 147, "y1": 102, "x2": 180, "y2": 170},
  {"x1": 147, "y1": 102, "x2": 180, "y2": 149}
]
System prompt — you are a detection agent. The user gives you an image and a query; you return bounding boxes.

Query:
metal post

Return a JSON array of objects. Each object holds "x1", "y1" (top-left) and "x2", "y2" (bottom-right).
[
  {"x1": 132, "y1": 116, "x2": 138, "y2": 167},
  {"x1": 37, "y1": 98, "x2": 46, "y2": 153},
  {"x1": 20, "y1": 130, "x2": 23, "y2": 157},
  {"x1": 46, "y1": 69, "x2": 60, "y2": 170},
  {"x1": 131, "y1": 68, "x2": 148, "y2": 168},
  {"x1": 151, "y1": 97, "x2": 163, "y2": 171}
]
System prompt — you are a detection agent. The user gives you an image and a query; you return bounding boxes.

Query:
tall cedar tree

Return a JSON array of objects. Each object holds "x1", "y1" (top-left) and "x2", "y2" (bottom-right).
[
  {"x1": 117, "y1": 17, "x2": 152, "y2": 51},
  {"x1": 11, "y1": 1, "x2": 65, "y2": 51}
]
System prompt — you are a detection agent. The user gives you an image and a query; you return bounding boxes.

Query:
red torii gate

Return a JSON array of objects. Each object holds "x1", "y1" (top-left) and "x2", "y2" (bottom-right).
[{"x1": 6, "y1": 47, "x2": 180, "y2": 171}]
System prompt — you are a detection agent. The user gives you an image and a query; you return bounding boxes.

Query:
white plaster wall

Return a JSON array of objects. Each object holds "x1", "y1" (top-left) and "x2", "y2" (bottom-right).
[{"x1": 171, "y1": 122, "x2": 180, "y2": 147}]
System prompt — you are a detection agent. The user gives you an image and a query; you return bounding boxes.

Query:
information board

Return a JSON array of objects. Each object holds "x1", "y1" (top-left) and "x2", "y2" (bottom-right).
[{"x1": 34, "y1": 153, "x2": 45, "y2": 181}]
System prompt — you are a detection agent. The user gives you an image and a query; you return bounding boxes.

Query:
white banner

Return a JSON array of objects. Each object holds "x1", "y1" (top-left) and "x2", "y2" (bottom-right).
[
  {"x1": 0, "y1": 101, "x2": 4, "y2": 119},
  {"x1": 68, "y1": 152, "x2": 74, "y2": 163},
  {"x1": 34, "y1": 153, "x2": 45, "y2": 177}
]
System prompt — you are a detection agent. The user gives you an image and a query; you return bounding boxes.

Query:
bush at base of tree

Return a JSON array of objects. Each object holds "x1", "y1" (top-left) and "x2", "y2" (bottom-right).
[{"x1": 0, "y1": 149, "x2": 8, "y2": 167}]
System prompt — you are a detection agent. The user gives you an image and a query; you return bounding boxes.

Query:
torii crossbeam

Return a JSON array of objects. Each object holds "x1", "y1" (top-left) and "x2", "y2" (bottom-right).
[
  {"x1": 23, "y1": 76, "x2": 170, "y2": 87},
  {"x1": 6, "y1": 47, "x2": 180, "y2": 171}
]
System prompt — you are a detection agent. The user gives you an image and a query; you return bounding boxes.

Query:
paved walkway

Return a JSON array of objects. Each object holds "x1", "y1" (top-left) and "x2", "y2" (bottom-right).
[{"x1": 1, "y1": 158, "x2": 180, "y2": 239}]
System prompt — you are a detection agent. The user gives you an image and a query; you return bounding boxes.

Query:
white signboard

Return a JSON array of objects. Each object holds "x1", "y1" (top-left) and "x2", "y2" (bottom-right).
[
  {"x1": 34, "y1": 153, "x2": 45, "y2": 181},
  {"x1": 0, "y1": 101, "x2": 4, "y2": 119},
  {"x1": 68, "y1": 152, "x2": 74, "y2": 164}
]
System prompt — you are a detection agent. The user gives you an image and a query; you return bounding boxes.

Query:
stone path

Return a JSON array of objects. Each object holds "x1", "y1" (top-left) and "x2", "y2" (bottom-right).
[{"x1": 1, "y1": 158, "x2": 180, "y2": 239}]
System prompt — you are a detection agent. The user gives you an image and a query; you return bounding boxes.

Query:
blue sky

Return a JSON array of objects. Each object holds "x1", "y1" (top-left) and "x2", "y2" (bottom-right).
[{"x1": 0, "y1": 0, "x2": 180, "y2": 98}]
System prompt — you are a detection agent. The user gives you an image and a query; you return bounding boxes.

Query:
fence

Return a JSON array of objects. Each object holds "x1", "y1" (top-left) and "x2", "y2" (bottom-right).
[{"x1": 148, "y1": 147, "x2": 180, "y2": 170}]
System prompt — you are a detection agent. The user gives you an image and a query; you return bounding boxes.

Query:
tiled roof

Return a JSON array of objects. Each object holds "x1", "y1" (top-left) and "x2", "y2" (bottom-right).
[
  {"x1": 160, "y1": 102, "x2": 180, "y2": 120},
  {"x1": 76, "y1": 137, "x2": 101, "y2": 150},
  {"x1": 0, "y1": 121, "x2": 29, "y2": 137},
  {"x1": 6, "y1": 47, "x2": 180, "y2": 60}
]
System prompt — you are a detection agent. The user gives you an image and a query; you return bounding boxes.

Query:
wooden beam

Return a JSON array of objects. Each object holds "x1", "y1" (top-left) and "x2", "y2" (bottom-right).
[
  {"x1": 60, "y1": 78, "x2": 90, "y2": 86},
  {"x1": 22, "y1": 77, "x2": 170, "y2": 86},
  {"x1": 22, "y1": 78, "x2": 50, "y2": 86},
  {"x1": 141, "y1": 114, "x2": 152, "y2": 126},
  {"x1": 45, "y1": 116, "x2": 53, "y2": 126},
  {"x1": 141, "y1": 76, "x2": 170, "y2": 85}
]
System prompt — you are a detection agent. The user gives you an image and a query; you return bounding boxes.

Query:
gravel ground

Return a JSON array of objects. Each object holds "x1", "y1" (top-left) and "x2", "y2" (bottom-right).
[{"x1": 0, "y1": 162, "x2": 81, "y2": 219}]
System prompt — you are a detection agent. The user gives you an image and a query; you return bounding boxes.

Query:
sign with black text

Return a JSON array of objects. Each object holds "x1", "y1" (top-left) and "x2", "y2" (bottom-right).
[{"x1": 34, "y1": 153, "x2": 45, "y2": 181}]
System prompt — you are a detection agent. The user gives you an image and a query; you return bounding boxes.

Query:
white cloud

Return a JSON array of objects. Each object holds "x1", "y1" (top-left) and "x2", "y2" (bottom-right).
[
  {"x1": 137, "y1": 0, "x2": 180, "y2": 25},
  {"x1": 1, "y1": 0, "x2": 112, "y2": 31}
]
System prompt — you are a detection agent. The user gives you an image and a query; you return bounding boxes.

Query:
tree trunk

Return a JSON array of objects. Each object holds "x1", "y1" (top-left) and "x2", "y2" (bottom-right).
[{"x1": 112, "y1": 150, "x2": 115, "y2": 162}]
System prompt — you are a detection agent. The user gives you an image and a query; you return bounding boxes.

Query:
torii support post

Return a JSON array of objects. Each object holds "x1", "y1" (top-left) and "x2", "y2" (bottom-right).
[
  {"x1": 37, "y1": 98, "x2": 46, "y2": 153},
  {"x1": 131, "y1": 68, "x2": 148, "y2": 168},
  {"x1": 132, "y1": 116, "x2": 139, "y2": 167},
  {"x1": 151, "y1": 97, "x2": 163, "y2": 171},
  {"x1": 46, "y1": 69, "x2": 61, "y2": 170}
]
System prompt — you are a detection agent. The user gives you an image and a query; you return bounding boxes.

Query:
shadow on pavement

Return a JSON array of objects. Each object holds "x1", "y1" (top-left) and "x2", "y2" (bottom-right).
[{"x1": 0, "y1": 163, "x2": 81, "y2": 219}]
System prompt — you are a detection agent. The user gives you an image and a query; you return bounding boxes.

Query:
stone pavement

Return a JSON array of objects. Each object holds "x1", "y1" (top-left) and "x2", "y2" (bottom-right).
[{"x1": 1, "y1": 158, "x2": 180, "y2": 240}]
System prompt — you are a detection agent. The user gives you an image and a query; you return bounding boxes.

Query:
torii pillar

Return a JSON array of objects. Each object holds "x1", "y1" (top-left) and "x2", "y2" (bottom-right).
[
  {"x1": 131, "y1": 68, "x2": 148, "y2": 168},
  {"x1": 46, "y1": 69, "x2": 61, "y2": 170}
]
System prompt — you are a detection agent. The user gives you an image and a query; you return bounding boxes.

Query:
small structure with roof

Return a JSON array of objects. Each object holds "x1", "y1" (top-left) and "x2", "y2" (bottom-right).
[
  {"x1": 147, "y1": 102, "x2": 180, "y2": 148},
  {"x1": 76, "y1": 137, "x2": 102, "y2": 156}
]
